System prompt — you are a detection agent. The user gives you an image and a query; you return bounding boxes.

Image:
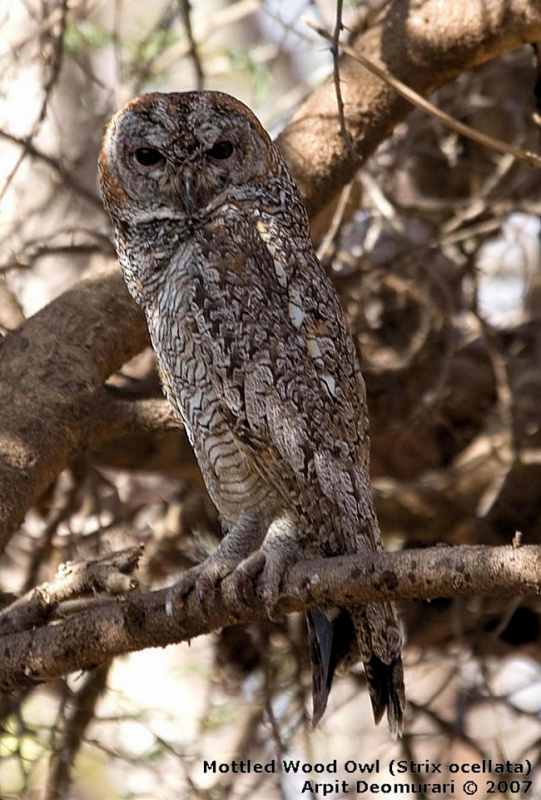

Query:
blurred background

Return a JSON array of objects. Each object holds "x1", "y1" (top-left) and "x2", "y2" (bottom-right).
[{"x1": 1, "y1": 1, "x2": 541, "y2": 798}]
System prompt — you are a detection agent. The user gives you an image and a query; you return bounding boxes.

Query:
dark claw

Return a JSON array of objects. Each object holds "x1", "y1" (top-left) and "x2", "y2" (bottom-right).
[
  {"x1": 196, "y1": 573, "x2": 218, "y2": 606},
  {"x1": 232, "y1": 551, "x2": 266, "y2": 605}
]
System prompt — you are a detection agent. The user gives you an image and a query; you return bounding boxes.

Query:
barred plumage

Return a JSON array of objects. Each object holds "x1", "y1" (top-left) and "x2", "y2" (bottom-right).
[{"x1": 99, "y1": 90, "x2": 405, "y2": 733}]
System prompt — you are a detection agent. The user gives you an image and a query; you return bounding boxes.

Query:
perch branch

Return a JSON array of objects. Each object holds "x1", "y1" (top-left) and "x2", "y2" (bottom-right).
[{"x1": 1, "y1": 544, "x2": 540, "y2": 691}]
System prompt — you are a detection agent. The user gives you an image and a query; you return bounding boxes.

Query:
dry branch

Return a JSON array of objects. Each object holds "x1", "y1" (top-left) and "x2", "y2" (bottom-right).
[
  {"x1": 310, "y1": 21, "x2": 541, "y2": 170},
  {"x1": 0, "y1": 546, "x2": 143, "y2": 636},
  {"x1": 1, "y1": 544, "x2": 540, "y2": 692}
]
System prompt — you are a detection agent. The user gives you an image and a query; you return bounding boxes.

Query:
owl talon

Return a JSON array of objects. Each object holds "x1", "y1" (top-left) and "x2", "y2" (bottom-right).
[
  {"x1": 231, "y1": 548, "x2": 287, "y2": 621},
  {"x1": 259, "y1": 540, "x2": 306, "y2": 620},
  {"x1": 196, "y1": 574, "x2": 217, "y2": 606},
  {"x1": 260, "y1": 575, "x2": 283, "y2": 622},
  {"x1": 168, "y1": 557, "x2": 241, "y2": 612},
  {"x1": 231, "y1": 550, "x2": 266, "y2": 606},
  {"x1": 193, "y1": 556, "x2": 244, "y2": 609},
  {"x1": 166, "y1": 566, "x2": 203, "y2": 614}
]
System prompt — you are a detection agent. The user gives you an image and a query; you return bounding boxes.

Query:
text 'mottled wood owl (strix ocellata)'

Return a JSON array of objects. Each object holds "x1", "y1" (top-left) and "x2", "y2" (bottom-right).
[{"x1": 99, "y1": 90, "x2": 404, "y2": 734}]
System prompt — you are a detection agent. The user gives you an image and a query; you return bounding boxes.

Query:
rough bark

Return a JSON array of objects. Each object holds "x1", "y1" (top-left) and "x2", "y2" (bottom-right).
[
  {"x1": 1, "y1": 543, "x2": 539, "y2": 691},
  {"x1": 0, "y1": 270, "x2": 148, "y2": 553}
]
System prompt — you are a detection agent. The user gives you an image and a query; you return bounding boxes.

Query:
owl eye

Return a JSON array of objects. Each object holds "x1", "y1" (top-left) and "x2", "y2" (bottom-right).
[
  {"x1": 133, "y1": 147, "x2": 165, "y2": 167},
  {"x1": 206, "y1": 140, "x2": 235, "y2": 160}
]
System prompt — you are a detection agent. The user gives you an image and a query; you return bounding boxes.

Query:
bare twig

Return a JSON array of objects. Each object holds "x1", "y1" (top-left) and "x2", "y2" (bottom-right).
[
  {"x1": 331, "y1": 0, "x2": 359, "y2": 162},
  {"x1": 177, "y1": 0, "x2": 204, "y2": 90},
  {"x1": 36, "y1": 0, "x2": 68, "y2": 127}
]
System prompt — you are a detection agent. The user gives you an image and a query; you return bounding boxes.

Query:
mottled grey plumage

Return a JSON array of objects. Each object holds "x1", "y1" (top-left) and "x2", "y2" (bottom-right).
[{"x1": 99, "y1": 90, "x2": 404, "y2": 733}]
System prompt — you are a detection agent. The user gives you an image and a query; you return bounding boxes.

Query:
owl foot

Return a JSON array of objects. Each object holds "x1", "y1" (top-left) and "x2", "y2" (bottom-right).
[
  {"x1": 231, "y1": 550, "x2": 266, "y2": 604},
  {"x1": 168, "y1": 512, "x2": 267, "y2": 611},
  {"x1": 166, "y1": 554, "x2": 242, "y2": 613},
  {"x1": 234, "y1": 539, "x2": 303, "y2": 620},
  {"x1": 195, "y1": 554, "x2": 244, "y2": 606}
]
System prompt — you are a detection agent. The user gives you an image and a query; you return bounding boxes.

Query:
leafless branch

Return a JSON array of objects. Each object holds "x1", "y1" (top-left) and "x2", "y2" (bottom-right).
[
  {"x1": 0, "y1": 546, "x2": 143, "y2": 636},
  {"x1": 0, "y1": 129, "x2": 104, "y2": 210},
  {"x1": 277, "y1": 0, "x2": 541, "y2": 215},
  {"x1": 1, "y1": 543, "x2": 541, "y2": 692}
]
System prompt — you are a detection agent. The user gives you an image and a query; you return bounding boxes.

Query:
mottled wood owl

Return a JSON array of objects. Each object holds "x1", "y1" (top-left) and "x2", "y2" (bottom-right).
[{"x1": 99, "y1": 90, "x2": 404, "y2": 734}]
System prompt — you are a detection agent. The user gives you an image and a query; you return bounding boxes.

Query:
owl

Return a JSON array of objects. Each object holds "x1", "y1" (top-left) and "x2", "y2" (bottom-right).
[{"x1": 99, "y1": 90, "x2": 404, "y2": 734}]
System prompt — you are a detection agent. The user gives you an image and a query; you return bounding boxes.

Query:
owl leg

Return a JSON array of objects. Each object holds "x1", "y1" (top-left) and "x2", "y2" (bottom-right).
[
  {"x1": 233, "y1": 513, "x2": 304, "y2": 618},
  {"x1": 170, "y1": 511, "x2": 266, "y2": 607}
]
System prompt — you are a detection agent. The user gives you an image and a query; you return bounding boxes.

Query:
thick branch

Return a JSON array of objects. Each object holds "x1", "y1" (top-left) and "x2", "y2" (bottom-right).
[
  {"x1": 276, "y1": 0, "x2": 541, "y2": 216},
  {"x1": 0, "y1": 269, "x2": 148, "y2": 553},
  {"x1": 1, "y1": 544, "x2": 540, "y2": 691},
  {"x1": 88, "y1": 396, "x2": 181, "y2": 446}
]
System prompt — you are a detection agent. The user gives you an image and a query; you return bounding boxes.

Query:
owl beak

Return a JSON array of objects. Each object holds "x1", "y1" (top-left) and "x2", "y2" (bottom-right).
[{"x1": 180, "y1": 168, "x2": 194, "y2": 216}]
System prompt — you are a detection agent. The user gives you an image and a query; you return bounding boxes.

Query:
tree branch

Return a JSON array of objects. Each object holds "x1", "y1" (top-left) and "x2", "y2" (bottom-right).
[
  {"x1": 0, "y1": 268, "x2": 148, "y2": 554},
  {"x1": 276, "y1": 0, "x2": 541, "y2": 216},
  {"x1": 1, "y1": 544, "x2": 540, "y2": 692},
  {"x1": 88, "y1": 395, "x2": 181, "y2": 446},
  {"x1": 0, "y1": 546, "x2": 144, "y2": 636},
  {"x1": 309, "y1": 20, "x2": 541, "y2": 170}
]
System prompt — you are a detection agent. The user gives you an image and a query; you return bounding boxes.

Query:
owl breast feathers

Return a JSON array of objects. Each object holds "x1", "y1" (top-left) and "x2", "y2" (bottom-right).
[{"x1": 99, "y1": 90, "x2": 404, "y2": 734}]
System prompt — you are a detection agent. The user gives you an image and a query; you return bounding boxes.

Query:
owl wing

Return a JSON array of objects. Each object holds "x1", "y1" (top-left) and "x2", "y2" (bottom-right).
[
  {"x1": 192, "y1": 215, "x2": 379, "y2": 556},
  {"x1": 192, "y1": 215, "x2": 402, "y2": 735}
]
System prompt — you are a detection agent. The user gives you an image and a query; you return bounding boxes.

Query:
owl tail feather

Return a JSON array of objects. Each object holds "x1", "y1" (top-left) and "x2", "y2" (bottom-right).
[
  {"x1": 306, "y1": 609, "x2": 337, "y2": 727},
  {"x1": 307, "y1": 609, "x2": 405, "y2": 737},
  {"x1": 364, "y1": 652, "x2": 405, "y2": 740},
  {"x1": 307, "y1": 608, "x2": 357, "y2": 727}
]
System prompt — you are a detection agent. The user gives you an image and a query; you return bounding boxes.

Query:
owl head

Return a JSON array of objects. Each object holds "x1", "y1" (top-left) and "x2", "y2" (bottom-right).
[{"x1": 99, "y1": 91, "x2": 278, "y2": 225}]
